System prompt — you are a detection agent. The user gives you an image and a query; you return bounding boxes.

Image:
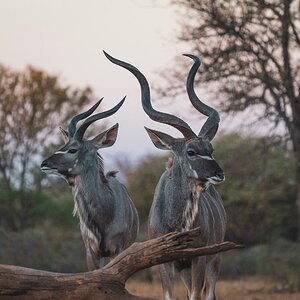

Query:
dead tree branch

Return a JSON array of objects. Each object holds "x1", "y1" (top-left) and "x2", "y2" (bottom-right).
[{"x1": 0, "y1": 228, "x2": 242, "y2": 300}]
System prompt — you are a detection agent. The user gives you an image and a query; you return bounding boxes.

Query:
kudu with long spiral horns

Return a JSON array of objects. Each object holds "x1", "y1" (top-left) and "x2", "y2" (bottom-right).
[
  {"x1": 104, "y1": 51, "x2": 226, "y2": 300},
  {"x1": 41, "y1": 98, "x2": 139, "y2": 270}
]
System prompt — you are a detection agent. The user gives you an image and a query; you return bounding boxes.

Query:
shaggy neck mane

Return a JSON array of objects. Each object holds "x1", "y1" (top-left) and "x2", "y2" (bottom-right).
[
  {"x1": 166, "y1": 156, "x2": 205, "y2": 231},
  {"x1": 97, "y1": 153, "x2": 108, "y2": 184}
]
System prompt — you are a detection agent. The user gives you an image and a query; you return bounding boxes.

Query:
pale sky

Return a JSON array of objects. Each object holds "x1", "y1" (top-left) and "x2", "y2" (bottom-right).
[{"x1": 0, "y1": 0, "x2": 223, "y2": 167}]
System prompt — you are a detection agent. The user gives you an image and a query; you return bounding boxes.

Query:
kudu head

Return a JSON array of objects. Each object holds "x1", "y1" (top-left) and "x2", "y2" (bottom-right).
[
  {"x1": 40, "y1": 98, "x2": 125, "y2": 179},
  {"x1": 104, "y1": 51, "x2": 224, "y2": 188}
]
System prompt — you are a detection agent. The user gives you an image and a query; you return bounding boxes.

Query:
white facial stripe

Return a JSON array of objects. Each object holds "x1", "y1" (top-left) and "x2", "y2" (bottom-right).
[
  {"x1": 74, "y1": 159, "x2": 78, "y2": 167},
  {"x1": 210, "y1": 175, "x2": 225, "y2": 181},
  {"x1": 188, "y1": 163, "x2": 198, "y2": 178},
  {"x1": 54, "y1": 150, "x2": 69, "y2": 154},
  {"x1": 208, "y1": 176, "x2": 225, "y2": 185},
  {"x1": 41, "y1": 167, "x2": 59, "y2": 175},
  {"x1": 198, "y1": 155, "x2": 214, "y2": 160}
]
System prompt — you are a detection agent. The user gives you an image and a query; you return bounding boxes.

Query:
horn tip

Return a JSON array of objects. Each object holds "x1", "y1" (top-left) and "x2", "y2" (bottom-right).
[
  {"x1": 183, "y1": 54, "x2": 201, "y2": 64},
  {"x1": 93, "y1": 98, "x2": 103, "y2": 110},
  {"x1": 103, "y1": 50, "x2": 114, "y2": 61},
  {"x1": 144, "y1": 126, "x2": 153, "y2": 133},
  {"x1": 118, "y1": 97, "x2": 126, "y2": 107}
]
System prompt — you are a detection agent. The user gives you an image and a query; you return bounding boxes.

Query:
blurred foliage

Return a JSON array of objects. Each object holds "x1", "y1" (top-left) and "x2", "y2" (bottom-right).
[
  {"x1": 0, "y1": 180, "x2": 85, "y2": 272},
  {"x1": 214, "y1": 134, "x2": 297, "y2": 245},
  {"x1": 127, "y1": 155, "x2": 168, "y2": 229},
  {"x1": 0, "y1": 225, "x2": 85, "y2": 273},
  {"x1": 0, "y1": 182, "x2": 76, "y2": 231},
  {"x1": 222, "y1": 238, "x2": 300, "y2": 292}
]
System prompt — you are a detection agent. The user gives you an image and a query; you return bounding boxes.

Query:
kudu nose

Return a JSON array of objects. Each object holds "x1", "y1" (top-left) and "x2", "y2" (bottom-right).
[
  {"x1": 40, "y1": 160, "x2": 47, "y2": 168},
  {"x1": 216, "y1": 172, "x2": 225, "y2": 181}
]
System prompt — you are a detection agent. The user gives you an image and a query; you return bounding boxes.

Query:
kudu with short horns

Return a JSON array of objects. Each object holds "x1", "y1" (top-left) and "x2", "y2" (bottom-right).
[
  {"x1": 41, "y1": 98, "x2": 139, "y2": 270},
  {"x1": 104, "y1": 51, "x2": 226, "y2": 300}
]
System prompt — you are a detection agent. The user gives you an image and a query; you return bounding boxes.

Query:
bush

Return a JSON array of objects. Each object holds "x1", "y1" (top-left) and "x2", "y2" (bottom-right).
[
  {"x1": 0, "y1": 187, "x2": 77, "y2": 231},
  {"x1": 221, "y1": 239, "x2": 300, "y2": 291},
  {"x1": 0, "y1": 224, "x2": 86, "y2": 273},
  {"x1": 127, "y1": 155, "x2": 168, "y2": 226},
  {"x1": 214, "y1": 134, "x2": 298, "y2": 244}
]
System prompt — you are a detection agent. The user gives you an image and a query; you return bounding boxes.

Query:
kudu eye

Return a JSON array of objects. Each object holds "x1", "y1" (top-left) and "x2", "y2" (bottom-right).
[
  {"x1": 187, "y1": 150, "x2": 197, "y2": 157},
  {"x1": 68, "y1": 148, "x2": 78, "y2": 154}
]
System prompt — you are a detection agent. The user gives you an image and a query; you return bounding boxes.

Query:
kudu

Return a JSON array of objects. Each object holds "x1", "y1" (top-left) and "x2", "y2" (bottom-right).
[
  {"x1": 41, "y1": 98, "x2": 139, "y2": 270},
  {"x1": 104, "y1": 51, "x2": 226, "y2": 300}
]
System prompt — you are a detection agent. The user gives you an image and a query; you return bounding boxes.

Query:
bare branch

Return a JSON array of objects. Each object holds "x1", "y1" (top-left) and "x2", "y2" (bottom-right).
[
  {"x1": 290, "y1": 18, "x2": 300, "y2": 45},
  {"x1": 0, "y1": 229, "x2": 241, "y2": 300}
]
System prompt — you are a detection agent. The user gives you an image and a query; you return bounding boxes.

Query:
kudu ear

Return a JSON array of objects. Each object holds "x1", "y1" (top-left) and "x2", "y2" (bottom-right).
[
  {"x1": 59, "y1": 126, "x2": 69, "y2": 143},
  {"x1": 145, "y1": 127, "x2": 174, "y2": 150},
  {"x1": 91, "y1": 123, "x2": 119, "y2": 149}
]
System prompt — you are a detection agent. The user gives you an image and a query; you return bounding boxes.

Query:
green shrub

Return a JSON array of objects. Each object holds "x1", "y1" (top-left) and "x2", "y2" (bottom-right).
[
  {"x1": 0, "y1": 224, "x2": 86, "y2": 273},
  {"x1": 221, "y1": 239, "x2": 300, "y2": 291},
  {"x1": 0, "y1": 188, "x2": 76, "y2": 231}
]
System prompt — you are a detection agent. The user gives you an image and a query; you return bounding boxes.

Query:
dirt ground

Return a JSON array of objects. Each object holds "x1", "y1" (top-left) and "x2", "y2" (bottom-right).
[{"x1": 126, "y1": 277, "x2": 300, "y2": 300}]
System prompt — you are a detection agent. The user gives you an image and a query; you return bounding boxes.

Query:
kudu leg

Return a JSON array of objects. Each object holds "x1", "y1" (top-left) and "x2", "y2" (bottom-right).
[
  {"x1": 159, "y1": 262, "x2": 175, "y2": 300},
  {"x1": 203, "y1": 255, "x2": 221, "y2": 300},
  {"x1": 190, "y1": 257, "x2": 206, "y2": 300},
  {"x1": 85, "y1": 246, "x2": 99, "y2": 271},
  {"x1": 81, "y1": 234, "x2": 101, "y2": 270},
  {"x1": 180, "y1": 268, "x2": 192, "y2": 299}
]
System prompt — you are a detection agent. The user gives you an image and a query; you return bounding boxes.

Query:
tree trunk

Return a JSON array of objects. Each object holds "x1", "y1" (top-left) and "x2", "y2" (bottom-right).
[
  {"x1": 0, "y1": 228, "x2": 241, "y2": 300},
  {"x1": 296, "y1": 184, "x2": 300, "y2": 242},
  {"x1": 294, "y1": 147, "x2": 300, "y2": 242},
  {"x1": 291, "y1": 103, "x2": 300, "y2": 242}
]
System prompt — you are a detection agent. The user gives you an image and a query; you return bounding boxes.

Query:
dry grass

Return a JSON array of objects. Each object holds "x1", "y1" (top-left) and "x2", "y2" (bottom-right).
[{"x1": 126, "y1": 277, "x2": 300, "y2": 300}]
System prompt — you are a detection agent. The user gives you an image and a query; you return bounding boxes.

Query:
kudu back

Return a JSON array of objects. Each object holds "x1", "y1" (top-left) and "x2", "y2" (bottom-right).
[
  {"x1": 41, "y1": 98, "x2": 139, "y2": 270},
  {"x1": 105, "y1": 51, "x2": 226, "y2": 300}
]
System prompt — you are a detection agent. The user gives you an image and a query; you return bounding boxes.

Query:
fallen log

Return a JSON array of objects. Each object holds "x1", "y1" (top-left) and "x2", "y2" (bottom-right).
[{"x1": 0, "y1": 228, "x2": 242, "y2": 300}]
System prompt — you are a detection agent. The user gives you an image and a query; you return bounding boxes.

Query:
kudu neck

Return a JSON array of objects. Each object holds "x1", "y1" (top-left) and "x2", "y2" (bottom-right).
[
  {"x1": 170, "y1": 156, "x2": 190, "y2": 192},
  {"x1": 168, "y1": 156, "x2": 191, "y2": 209},
  {"x1": 169, "y1": 155, "x2": 204, "y2": 231},
  {"x1": 72, "y1": 154, "x2": 112, "y2": 204}
]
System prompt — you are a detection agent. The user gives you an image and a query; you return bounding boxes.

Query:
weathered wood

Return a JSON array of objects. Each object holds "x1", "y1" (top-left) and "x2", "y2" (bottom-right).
[{"x1": 0, "y1": 228, "x2": 242, "y2": 300}]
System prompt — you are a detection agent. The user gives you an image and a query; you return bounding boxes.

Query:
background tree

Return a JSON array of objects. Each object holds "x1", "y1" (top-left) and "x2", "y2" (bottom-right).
[
  {"x1": 214, "y1": 134, "x2": 297, "y2": 244},
  {"x1": 164, "y1": 0, "x2": 300, "y2": 240},
  {"x1": 126, "y1": 155, "x2": 168, "y2": 233},
  {"x1": 0, "y1": 64, "x2": 94, "y2": 230}
]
